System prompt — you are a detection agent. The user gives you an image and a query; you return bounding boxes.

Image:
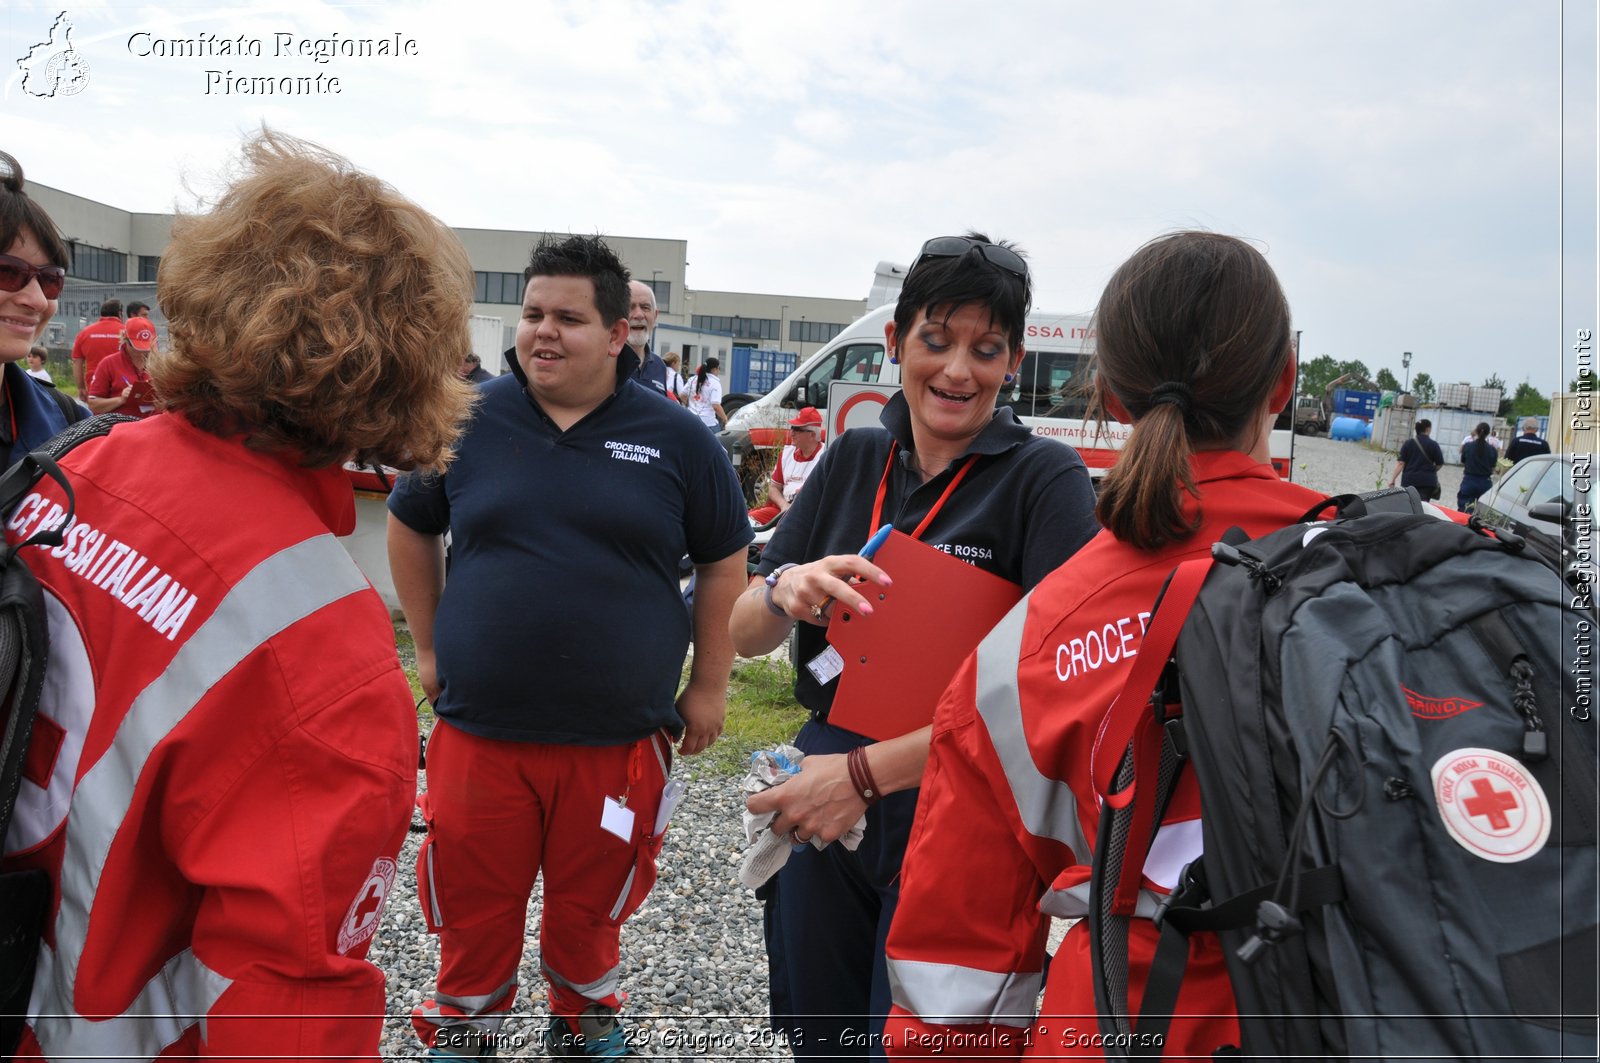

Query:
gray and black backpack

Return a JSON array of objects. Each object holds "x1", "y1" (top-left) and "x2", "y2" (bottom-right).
[{"x1": 1089, "y1": 488, "x2": 1597, "y2": 1059}]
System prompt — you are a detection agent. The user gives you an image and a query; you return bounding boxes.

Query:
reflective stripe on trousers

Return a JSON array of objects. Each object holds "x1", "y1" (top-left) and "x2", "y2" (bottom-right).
[
  {"x1": 414, "y1": 980, "x2": 519, "y2": 1037},
  {"x1": 887, "y1": 960, "x2": 1040, "y2": 1028},
  {"x1": 543, "y1": 958, "x2": 621, "y2": 1005},
  {"x1": 30, "y1": 535, "x2": 369, "y2": 1060}
]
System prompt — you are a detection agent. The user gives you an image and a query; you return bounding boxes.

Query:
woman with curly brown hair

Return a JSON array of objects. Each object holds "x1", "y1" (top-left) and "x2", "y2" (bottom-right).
[{"x1": 1, "y1": 130, "x2": 475, "y2": 1059}]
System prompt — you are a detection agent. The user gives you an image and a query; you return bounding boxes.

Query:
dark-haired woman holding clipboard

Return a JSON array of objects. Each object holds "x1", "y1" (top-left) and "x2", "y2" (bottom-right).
[{"x1": 729, "y1": 233, "x2": 1097, "y2": 1059}]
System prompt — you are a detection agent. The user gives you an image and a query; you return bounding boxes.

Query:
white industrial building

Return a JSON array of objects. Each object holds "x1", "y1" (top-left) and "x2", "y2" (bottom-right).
[{"x1": 28, "y1": 180, "x2": 870, "y2": 382}]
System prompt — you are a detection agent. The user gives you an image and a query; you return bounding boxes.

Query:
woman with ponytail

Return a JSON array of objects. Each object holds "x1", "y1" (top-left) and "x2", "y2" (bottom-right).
[
  {"x1": 1457, "y1": 420, "x2": 1498, "y2": 512},
  {"x1": 885, "y1": 232, "x2": 1325, "y2": 1059},
  {"x1": 686, "y1": 354, "x2": 726, "y2": 429}
]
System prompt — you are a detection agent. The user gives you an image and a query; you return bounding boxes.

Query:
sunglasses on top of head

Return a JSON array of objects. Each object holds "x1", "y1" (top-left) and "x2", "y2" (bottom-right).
[
  {"x1": 909, "y1": 236, "x2": 1027, "y2": 282},
  {"x1": 0, "y1": 254, "x2": 66, "y2": 299}
]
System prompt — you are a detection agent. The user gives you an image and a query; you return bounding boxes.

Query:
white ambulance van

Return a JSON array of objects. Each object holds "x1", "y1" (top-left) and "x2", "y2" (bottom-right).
[{"x1": 718, "y1": 304, "x2": 1297, "y2": 485}]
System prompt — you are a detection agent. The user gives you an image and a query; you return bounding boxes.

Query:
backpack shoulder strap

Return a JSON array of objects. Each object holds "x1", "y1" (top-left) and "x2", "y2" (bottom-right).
[
  {"x1": 0, "y1": 413, "x2": 134, "y2": 842},
  {"x1": 0, "y1": 412, "x2": 131, "y2": 515},
  {"x1": 1091, "y1": 556, "x2": 1213, "y2": 811},
  {"x1": 1087, "y1": 554, "x2": 1213, "y2": 1058},
  {"x1": 46, "y1": 384, "x2": 84, "y2": 427},
  {"x1": 1298, "y1": 486, "x2": 1426, "y2": 523}
]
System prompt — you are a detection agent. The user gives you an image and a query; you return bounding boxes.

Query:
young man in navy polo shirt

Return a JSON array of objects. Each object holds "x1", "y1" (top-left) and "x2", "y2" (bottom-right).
[{"x1": 389, "y1": 235, "x2": 752, "y2": 1058}]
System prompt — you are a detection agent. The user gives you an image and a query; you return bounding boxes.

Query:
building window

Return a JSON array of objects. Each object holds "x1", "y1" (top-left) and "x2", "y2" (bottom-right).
[
  {"x1": 691, "y1": 315, "x2": 778, "y2": 341},
  {"x1": 645, "y1": 279, "x2": 671, "y2": 313},
  {"x1": 67, "y1": 242, "x2": 126, "y2": 284},
  {"x1": 791, "y1": 320, "x2": 846, "y2": 344},
  {"x1": 474, "y1": 270, "x2": 527, "y2": 305},
  {"x1": 138, "y1": 255, "x2": 161, "y2": 282}
]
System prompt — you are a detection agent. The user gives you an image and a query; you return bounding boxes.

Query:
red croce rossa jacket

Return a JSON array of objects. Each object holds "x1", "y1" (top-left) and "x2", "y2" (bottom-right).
[
  {"x1": 2, "y1": 415, "x2": 416, "y2": 1061},
  {"x1": 884, "y1": 452, "x2": 1325, "y2": 1059}
]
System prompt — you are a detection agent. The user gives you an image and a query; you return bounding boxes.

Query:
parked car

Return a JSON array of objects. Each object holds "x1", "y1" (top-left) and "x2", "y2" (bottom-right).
[{"x1": 1471, "y1": 453, "x2": 1595, "y2": 592}]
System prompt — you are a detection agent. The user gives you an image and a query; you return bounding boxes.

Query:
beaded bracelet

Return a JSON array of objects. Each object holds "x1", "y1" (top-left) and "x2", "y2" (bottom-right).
[
  {"x1": 846, "y1": 745, "x2": 883, "y2": 806},
  {"x1": 762, "y1": 563, "x2": 799, "y2": 618}
]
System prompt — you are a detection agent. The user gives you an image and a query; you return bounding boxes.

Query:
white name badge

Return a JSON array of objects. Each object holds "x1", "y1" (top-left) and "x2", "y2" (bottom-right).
[
  {"x1": 806, "y1": 644, "x2": 845, "y2": 686},
  {"x1": 601, "y1": 796, "x2": 636, "y2": 842}
]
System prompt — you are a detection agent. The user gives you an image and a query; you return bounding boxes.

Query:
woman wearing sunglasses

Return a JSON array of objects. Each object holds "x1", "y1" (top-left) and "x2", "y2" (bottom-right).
[
  {"x1": 0, "y1": 151, "x2": 87, "y2": 467},
  {"x1": 730, "y1": 233, "x2": 1098, "y2": 1058}
]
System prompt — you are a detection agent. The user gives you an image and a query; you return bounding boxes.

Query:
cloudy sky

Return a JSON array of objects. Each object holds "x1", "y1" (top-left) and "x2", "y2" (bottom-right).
[{"x1": 4, "y1": 0, "x2": 1595, "y2": 393}]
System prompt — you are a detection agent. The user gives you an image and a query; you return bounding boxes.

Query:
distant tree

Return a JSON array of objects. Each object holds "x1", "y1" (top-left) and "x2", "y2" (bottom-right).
[
  {"x1": 1297, "y1": 354, "x2": 1341, "y2": 397},
  {"x1": 1375, "y1": 367, "x2": 1401, "y2": 391},
  {"x1": 1339, "y1": 359, "x2": 1372, "y2": 384},
  {"x1": 1412, "y1": 372, "x2": 1436, "y2": 404},
  {"x1": 1509, "y1": 381, "x2": 1550, "y2": 418},
  {"x1": 1481, "y1": 373, "x2": 1506, "y2": 392}
]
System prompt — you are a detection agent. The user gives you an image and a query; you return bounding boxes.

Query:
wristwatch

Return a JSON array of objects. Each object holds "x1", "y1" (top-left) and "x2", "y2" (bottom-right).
[{"x1": 763, "y1": 563, "x2": 799, "y2": 618}]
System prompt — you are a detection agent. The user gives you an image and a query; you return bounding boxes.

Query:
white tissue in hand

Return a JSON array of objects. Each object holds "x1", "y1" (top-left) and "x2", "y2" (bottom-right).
[{"x1": 737, "y1": 744, "x2": 865, "y2": 889}]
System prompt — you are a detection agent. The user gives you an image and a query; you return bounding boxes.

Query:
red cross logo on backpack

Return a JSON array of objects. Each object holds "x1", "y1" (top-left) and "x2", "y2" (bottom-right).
[{"x1": 1431, "y1": 748, "x2": 1551, "y2": 864}]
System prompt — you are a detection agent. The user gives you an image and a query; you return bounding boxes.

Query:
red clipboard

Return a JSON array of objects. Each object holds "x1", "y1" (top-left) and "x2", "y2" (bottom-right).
[{"x1": 825, "y1": 530, "x2": 1022, "y2": 741}]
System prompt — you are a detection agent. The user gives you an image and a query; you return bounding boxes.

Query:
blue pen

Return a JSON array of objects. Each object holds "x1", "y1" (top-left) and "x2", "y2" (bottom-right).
[
  {"x1": 812, "y1": 525, "x2": 896, "y2": 621},
  {"x1": 860, "y1": 523, "x2": 893, "y2": 560}
]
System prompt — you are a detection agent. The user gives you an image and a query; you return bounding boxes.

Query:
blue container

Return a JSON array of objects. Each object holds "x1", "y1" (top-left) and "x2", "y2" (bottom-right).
[
  {"x1": 1332, "y1": 388, "x2": 1381, "y2": 418},
  {"x1": 1330, "y1": 416, "x2": 1370, "y2": 442},
  {"x1": 727, "y1": 347, "x2": 797, "y2": 395}
]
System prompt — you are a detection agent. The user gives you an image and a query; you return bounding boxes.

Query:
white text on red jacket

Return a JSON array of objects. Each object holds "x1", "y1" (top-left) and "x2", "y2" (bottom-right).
[
  {"x1": 1055, "y1": 611, "x2": 1151, "y2": 680},
  {"x1": 9, "y1": 491, "x2": 201, "y2": 641}
]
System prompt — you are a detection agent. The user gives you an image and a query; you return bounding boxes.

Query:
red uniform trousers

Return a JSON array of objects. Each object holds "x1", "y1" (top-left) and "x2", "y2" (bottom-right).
[{"x1": 412, "y1": 720, "x2": 669, "y2": 1045}]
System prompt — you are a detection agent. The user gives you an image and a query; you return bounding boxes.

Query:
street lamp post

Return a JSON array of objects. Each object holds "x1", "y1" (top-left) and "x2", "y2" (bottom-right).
[
  {"x1": 780, "y1": 304, "x2": 789, "y2": 352},
  {"x1": 1402, "y1": 351, "x2": 1412, "y2": 392}
]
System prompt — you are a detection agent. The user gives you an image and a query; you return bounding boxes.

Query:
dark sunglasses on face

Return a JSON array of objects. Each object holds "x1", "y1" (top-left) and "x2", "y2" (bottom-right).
[
  {"x1": 909, "y1": 236, "x2": 1027, "y2": 282},
  {"x1": 0, "y1": 254, "x2": 66, "y2": 299}
]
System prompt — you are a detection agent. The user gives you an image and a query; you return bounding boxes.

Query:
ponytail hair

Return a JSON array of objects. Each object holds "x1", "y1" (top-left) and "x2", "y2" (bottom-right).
[
  {"x1": 1091, "y1": 232, "x2": 1293, "y2": 551},
  {"x1": 1470, "y1": 421, "x2": 1493, "y2": 464},
  {"x1": 695, "y1": 355, "x2": 718, "y2": 397}
]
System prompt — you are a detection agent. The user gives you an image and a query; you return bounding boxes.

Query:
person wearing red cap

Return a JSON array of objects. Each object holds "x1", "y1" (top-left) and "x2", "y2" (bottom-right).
[
  {"x1": 86, "y1": 315, "x2": 160, "y2": 417},
  {"x1": 748, "y1": 407, "x2": 828, "y2": 525}
]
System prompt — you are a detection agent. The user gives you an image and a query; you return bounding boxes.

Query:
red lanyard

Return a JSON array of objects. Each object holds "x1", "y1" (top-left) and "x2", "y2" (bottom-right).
[
  {"x1": 3, "y1": 376, "x2": 14, "y2": 443},
  {"x1": 869, "y1": 442, "x2": 977, "y2": 542}
]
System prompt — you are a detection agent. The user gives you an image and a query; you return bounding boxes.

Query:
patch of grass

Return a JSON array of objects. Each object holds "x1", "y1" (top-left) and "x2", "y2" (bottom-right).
[
  {"x1": 395, "y1": 620, "x2": 806, "y2": 775},
  {"x1": 49, "y1": 363, "x2": 77, "y2": 396},
  {"x1": 393, "y1": 621, "x2": 431, "y2": 721},
  {"x1": 698, "y1": 656, "x2": 807, "y2": 778}
]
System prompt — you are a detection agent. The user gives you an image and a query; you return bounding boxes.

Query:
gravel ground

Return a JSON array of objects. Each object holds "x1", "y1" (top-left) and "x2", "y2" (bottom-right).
[
  {"x1": 375, "y1": 782, "x2": 781, "y2": 1060},
  {"x1": 1287, "y1": 432, "x2": 1466, "y2": 501},
  {"x1": 373, "y1": 433, "x2": 1438, "y2": 1060}
]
